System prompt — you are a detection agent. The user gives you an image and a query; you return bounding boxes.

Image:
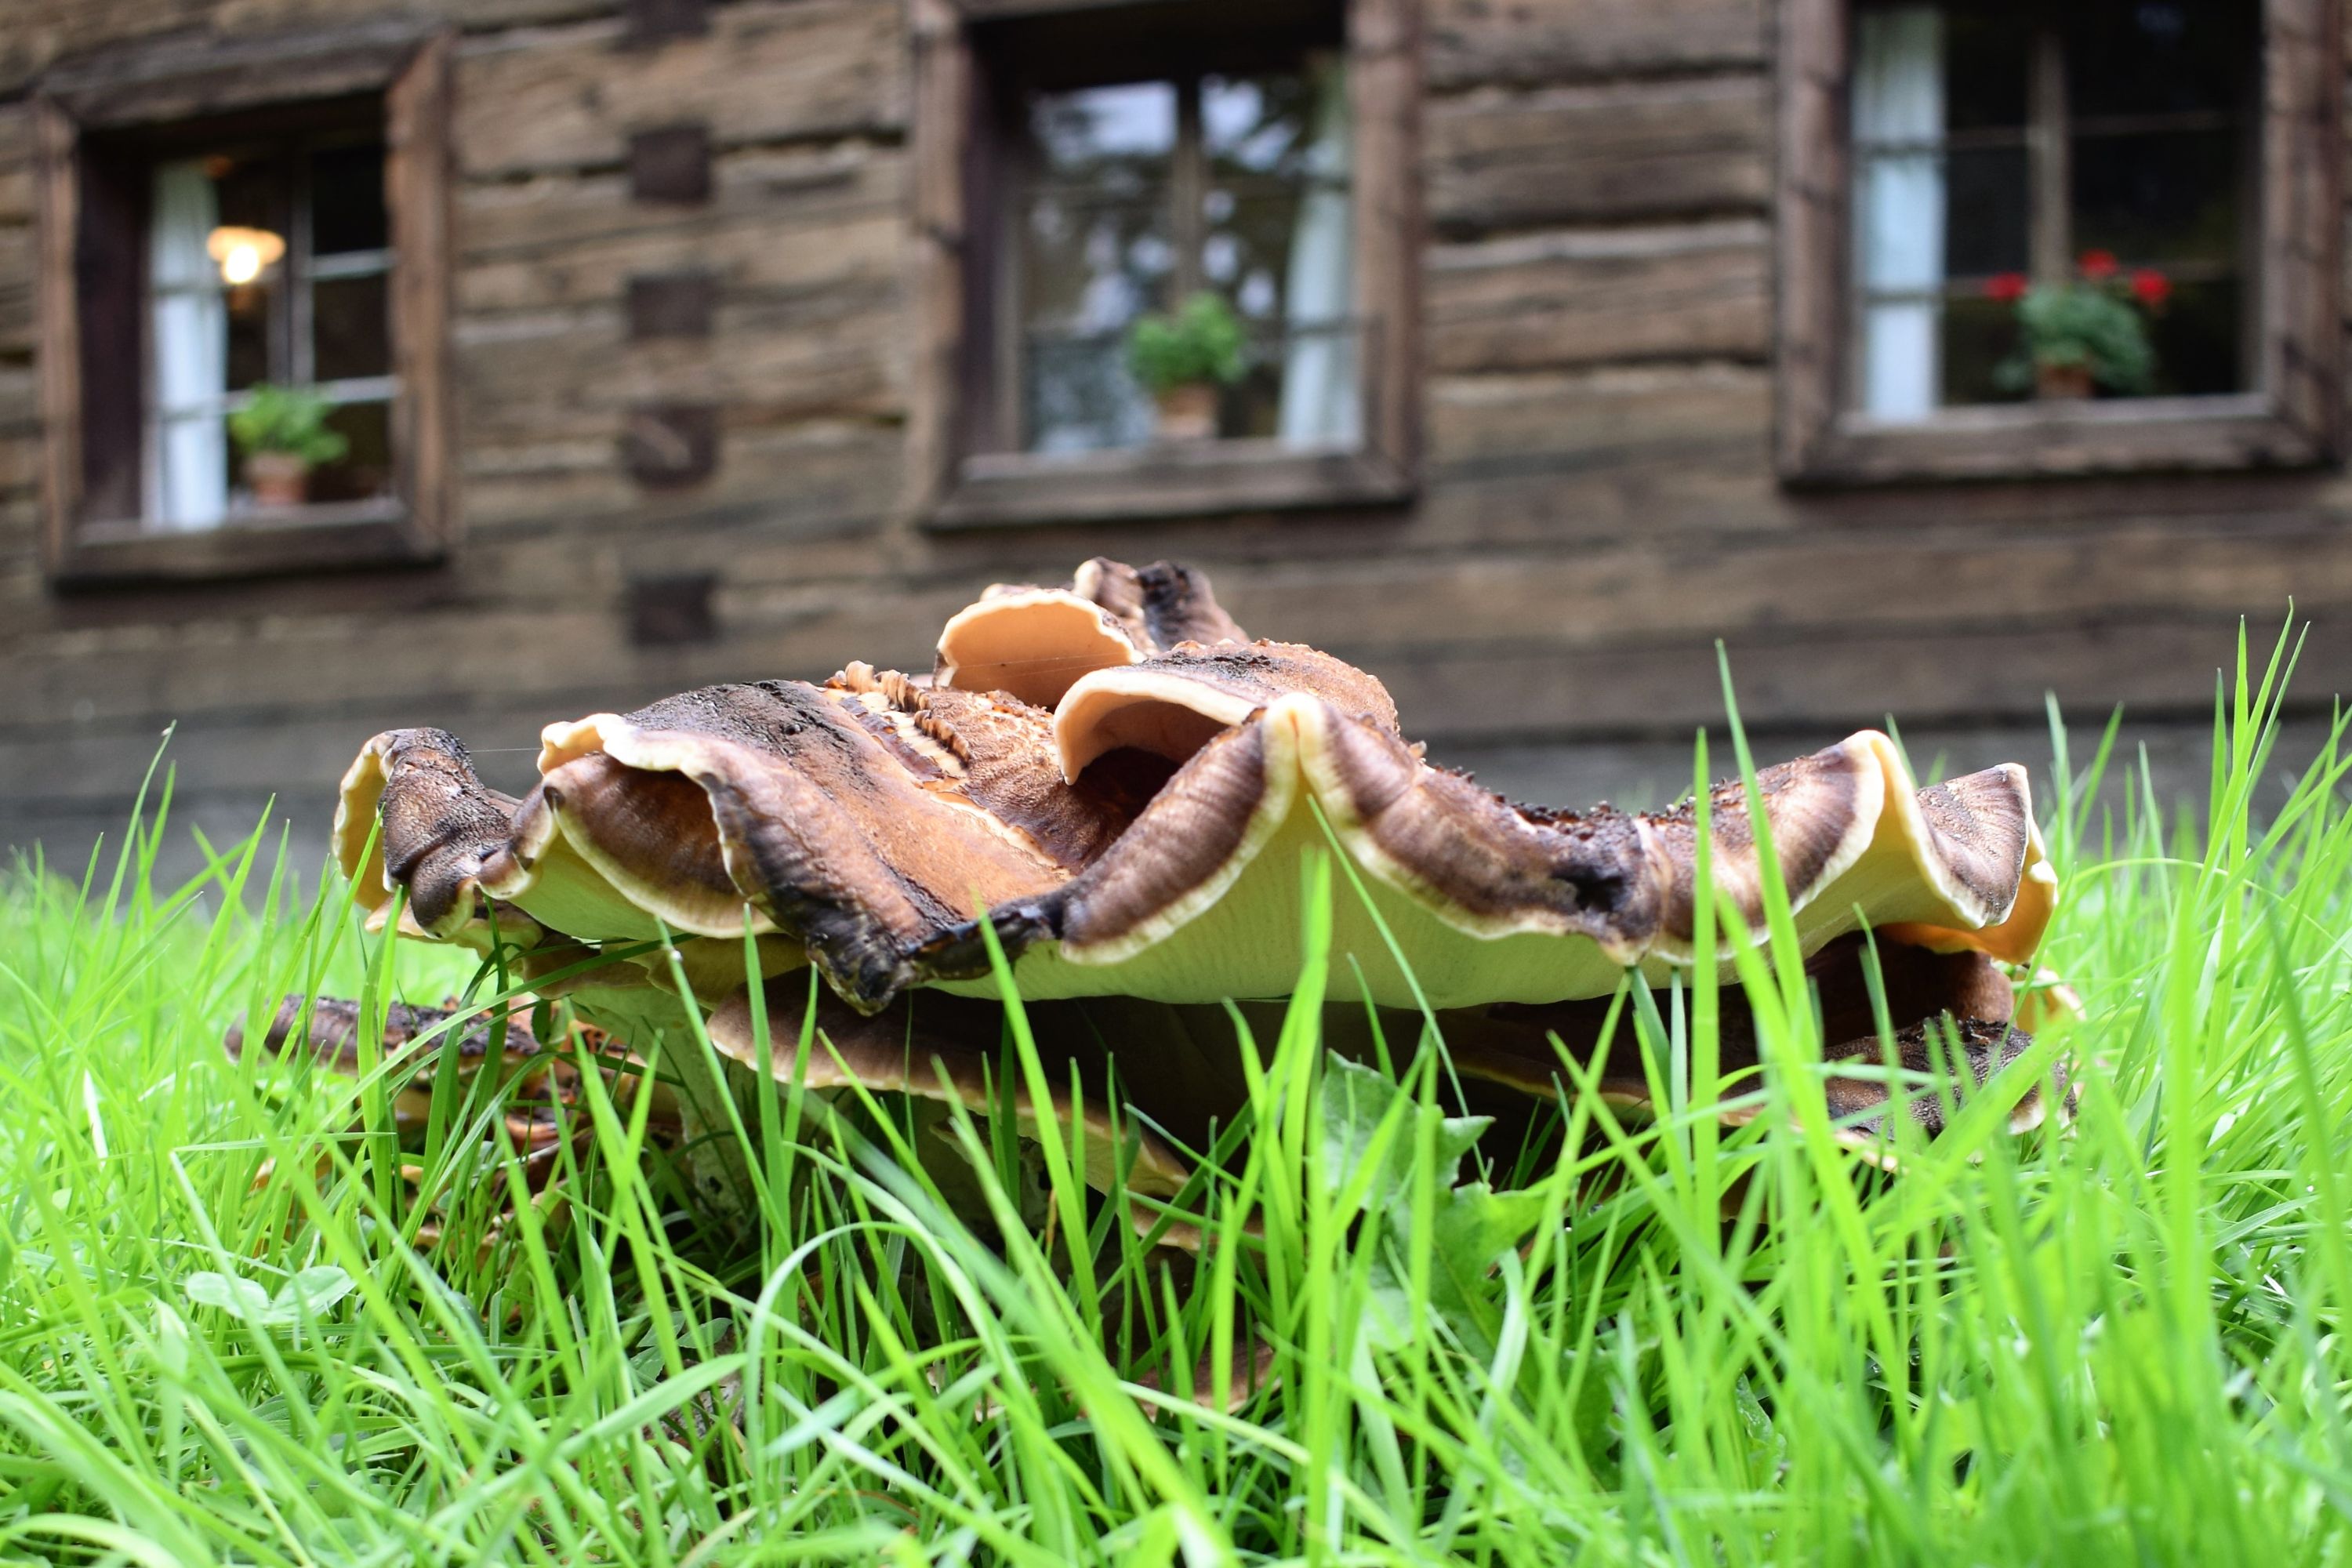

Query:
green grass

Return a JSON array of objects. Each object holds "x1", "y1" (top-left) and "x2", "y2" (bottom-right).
[{"x1": 4, "y1": 626, "x2": 2352, "y2": 1565}]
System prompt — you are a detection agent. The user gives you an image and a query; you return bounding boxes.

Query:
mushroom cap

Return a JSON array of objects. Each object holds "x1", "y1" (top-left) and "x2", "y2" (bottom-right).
[
  {"x1": 336, "y1": 558, "x2": 2056, "y2": 1020},
  {"x1": 916, "y1": 691, "x2": 2051, "y2": 1011},
  {"x1": 933, "y1": 557, "x2": 1247, "y2": 709}
]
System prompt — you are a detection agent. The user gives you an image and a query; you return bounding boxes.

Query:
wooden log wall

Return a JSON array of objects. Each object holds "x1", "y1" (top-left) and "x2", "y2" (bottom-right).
[{"x1": 2, "y1": 0, "x2": 2348, "y2": 873}]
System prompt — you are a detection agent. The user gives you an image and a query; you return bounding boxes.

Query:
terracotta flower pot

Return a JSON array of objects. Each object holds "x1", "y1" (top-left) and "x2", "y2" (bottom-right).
[
  {"x1": 2034, "y1": 362, "x2": 2095, "y2": 401},
  {"x1": 1152, "y1": 382, "x2": 1220, "y2": 442},
  {"x1": 247, "y1": 450, "x2": 311, "y2": 508}
]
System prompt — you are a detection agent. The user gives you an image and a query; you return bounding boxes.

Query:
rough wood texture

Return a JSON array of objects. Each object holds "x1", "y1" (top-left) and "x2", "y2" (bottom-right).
[
  {"x1": 1426, "y1": 75, "x2": 1769, "y2": 236},
  {"x1": 625, "y1": 270, "x2": 717, "y2": 339},
  {"x1": 626, "y1": 124, "x2": 711, "y2": 204},
  {"x1": 1428, "y1": 220, "x2": 1768, "y2": 372},
  {"x1": 387, "y1": 32, "x2": 459, "y2": 558},
  {"x1": 620, "y1": 0, "x2": 706, "y2": 49},
  {"x1": 29, "y1": 98, "x2": 78, "y2": 580},
  {"x1": 1425, "y1": 0, "x2": 1761, "y2": 89},
  {"x1": 622, "y1": 401, "x2": 719, "y2": 485},
  {"x1": 459, "y1": 1, "x2": 905, "y2": 179},
  {"x1": 5, "y1": 0, "x2": 2352, "y2": 877}
]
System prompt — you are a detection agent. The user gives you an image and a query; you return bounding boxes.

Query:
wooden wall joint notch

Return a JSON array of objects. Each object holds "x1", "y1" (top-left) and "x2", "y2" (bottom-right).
[
  {"x1": 628, "y1": 124, "x2": 713, "y2": 204},
  {"x1": 626, "y1": 573, "x2": 720, "y2": 646},
  {"x1": 622, "y1": 402, "x2": 720, "y2": 486},
  {"x1": 620, "y1": 0, "x2": 709, "y2": 50},
  {"x1": 626, "y1": 270, "x2": 719, "y2": 339}
]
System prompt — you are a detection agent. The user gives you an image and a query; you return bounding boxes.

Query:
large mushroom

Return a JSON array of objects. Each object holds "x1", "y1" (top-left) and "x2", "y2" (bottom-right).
[{"x1": 326, "y1": 557, "x2": 2068, "y2": 1213}]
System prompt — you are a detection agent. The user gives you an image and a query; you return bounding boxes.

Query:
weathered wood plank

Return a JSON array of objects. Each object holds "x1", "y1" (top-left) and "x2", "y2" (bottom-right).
[
  {"x1": 457, "y1": 162, "x2": 904, "y2": 313},
  {"x1": 455, "y1": 282, "x2": 903, "y2": 445},
  {"x1": 459, "y1": 140, "x2": 901, "y2": 263},
  {"x1": 0, "y1": 105, "x2": 31, "y2": 224},
  {"x1": 1426, "y1": 0, "x2": 1762, "y2": 89},
  {"x1": 1218, "y1": 521, "x2": 2352, "y2": 666},
  {"x1": 455, "y1": 0, "x2": 906, "y2": 179},
  {"x1": 0, "y1": 223, "x2": 32, "y2": 357},
  {"x1": 1426, "y1": 75, "x2": 1769, "y2": 235},
  {"x1": 1427, "y1": 220, "x2": 1769, "y2": 372},
  {"x1": 1380, "y1": 616, "x2": 2352, "y2": 741}
]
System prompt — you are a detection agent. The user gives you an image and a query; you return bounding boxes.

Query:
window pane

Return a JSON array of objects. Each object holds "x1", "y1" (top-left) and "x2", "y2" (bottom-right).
[
  {"x1": 1021, "y1": 82, "x2": 1176, "y2": 452},
  {"x1": 225, "y1": 281, "x2": 274, "y2": 392},
  {"x1": 2071, "y1": 128, "x2": 2240, "y2": 264},
  {"x1": 310, "y1": 142, "x2": 388, "y2": 255},
  {"x1": 1943, "y1": 9, "x2": 2028, "y2": 132},
  {"x1": 2147, "y1": 276, "x2": 2242, "y2": 397},
  {"x1": 314, "y1": 272, "x2": 391, "y2": 382},
  {"x1": 1943, "y1": 146, "x2": 2027, "y2": 279},
  {"x1": 1940, "y1": 292, "x2": 2020, "y2": 407},
  {"x1": 2064, "y1": 1, "x2": 2252, "y2": 122},
  {"x1": 1030, "y1": 82, "x2": 1175, "y2": 188},
  {"x1": 1204, "y1": 74, "x2": 1316, "y2": 180},
  {"x1": 307, "y1": 400, "x2": 395, "y2": 504}
]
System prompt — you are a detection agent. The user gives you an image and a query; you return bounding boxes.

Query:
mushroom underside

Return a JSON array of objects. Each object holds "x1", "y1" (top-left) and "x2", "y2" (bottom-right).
[{"x1": 242, "y1": 921, "x2": 2071, "y2": 1228}]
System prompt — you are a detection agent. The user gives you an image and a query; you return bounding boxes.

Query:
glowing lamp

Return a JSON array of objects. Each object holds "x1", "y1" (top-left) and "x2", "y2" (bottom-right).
[{"x1": 205, "y1": 226, "x2": 285, "y2": 285}]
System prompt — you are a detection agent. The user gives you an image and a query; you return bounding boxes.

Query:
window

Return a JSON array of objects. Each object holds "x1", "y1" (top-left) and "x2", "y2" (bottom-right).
[
  {"x1": 1777, "y1": 0, "x2": 2340, "y2": 483},
  {"x1": 1018, "y1": 67, "x2": 1359, "y2": 454},
  {"x1": 908, "y1": 0, "x2": 1419, "y2": 527},
  {"x1": 148, "y1": 129, "x2": 397, "y2": 528},
  {"x1": 34, "y1": 27, "x2": 454, "y2": 583}
]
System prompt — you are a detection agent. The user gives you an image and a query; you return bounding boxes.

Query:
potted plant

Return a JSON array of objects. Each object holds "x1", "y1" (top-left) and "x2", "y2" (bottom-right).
[
  {"x1": 1986, "y1": 252, "x2": 2171, "y2": 401},
  {"x1": 1125, "y1": 292, "x2": 1247, "y2": 441},
  {"x1": 229, "y1": 384, "x2": 349, "y2": 508}
]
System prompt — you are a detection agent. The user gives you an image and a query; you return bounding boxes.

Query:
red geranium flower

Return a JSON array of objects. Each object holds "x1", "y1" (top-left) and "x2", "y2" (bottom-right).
[
  {"x1": 2130, "y1": 267, "x2": 2171, "y2": 307},
  {"x1": 2078, "y1": 249, "x2": 2119, "y2": 280},
  {"x1": 1984, "y1": 271, "x2": 2029, "y2": 303}
]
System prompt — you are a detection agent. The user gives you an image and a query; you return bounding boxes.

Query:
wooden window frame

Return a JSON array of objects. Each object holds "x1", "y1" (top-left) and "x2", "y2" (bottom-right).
[
  {"x1": 908, "y1": 0, "x2": 1421, "y2": 530},
  {"x1": 1776, "y1": 0, "x2": 2343, "y2": 486},
  {"x1": 34, "y1": 23, "x2": 456, "y2": 586}
]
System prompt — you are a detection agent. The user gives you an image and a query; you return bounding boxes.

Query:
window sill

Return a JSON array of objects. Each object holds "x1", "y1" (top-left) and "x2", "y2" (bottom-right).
[
  {"x1": 926, "y1": 439, "x2": 1414, "y2": 530},
  {"x1": 1784, "y1": 394, "x2": 2338, "y2": 487},
  {"x1": 51, "y1": 499, "x2": 441, "y2": 587}
]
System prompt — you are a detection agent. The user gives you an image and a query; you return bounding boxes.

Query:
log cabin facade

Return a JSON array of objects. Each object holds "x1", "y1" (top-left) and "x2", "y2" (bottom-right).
[{"x1": 0, "y1": 0, "x2": 2346, "y2": 871}]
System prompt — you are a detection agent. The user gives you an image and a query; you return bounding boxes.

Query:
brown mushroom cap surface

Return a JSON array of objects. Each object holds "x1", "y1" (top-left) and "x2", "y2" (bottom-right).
[
  {"x1": 933, "y1": 557, "x2": 1248, "y2": 709},
  {"x1": 335, "y1": 555, "x2": 2056, "y2": 1022}
]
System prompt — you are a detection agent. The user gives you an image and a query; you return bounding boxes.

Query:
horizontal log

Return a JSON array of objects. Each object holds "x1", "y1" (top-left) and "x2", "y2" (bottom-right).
[
  {"x1": 1427, "y1": 0, "x2": 1763, "y2": 89},
  {"x1": 457, "y1": 153, "x2": 905, "y2": 312},
  {"x1": 1217, "y1": 521, "x2": 2352, "y2": 666},
  {"x1": 0, "y1": 0, "x2": 616, "y2": 96},
  {"x1": 460, "y1": 418, "x2": 900, "y2": 539},
  {"x1": 1381, "y1": 615, "x2": 2351, "y2": 741},
  {"x1": 455, "y1": 0, "x2": 906, "y2": 179},
  {"x1": 1426, "y1": 75, "x2": 1769, "y2": 234},
  {"x1": 454, "y1": 283, "x2": 903, "y2": 444},
  {"x1": 459, "y1": 140, "x2": 901, "y2": 260},
  {"x1": 1426, "y1": 220, "x2": 1769, "y2": 371}
]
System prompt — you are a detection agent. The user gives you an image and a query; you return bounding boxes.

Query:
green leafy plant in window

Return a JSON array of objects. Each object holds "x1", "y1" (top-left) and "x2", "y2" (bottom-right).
[
  {"x1": 1986, "y1": 252, "x2": 2171, "y2": 400},
  {"x1": 229, "y1": 383, "x2": 349, "y2": 508},
  {"x1": 1125, "y1": 291, "x2": 1247, "y2": 441}
]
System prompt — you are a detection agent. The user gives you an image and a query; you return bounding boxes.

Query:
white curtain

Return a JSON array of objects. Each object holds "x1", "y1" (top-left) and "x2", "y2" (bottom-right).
[
  {"x1": 1277, "y1": 56, "x2": 1359, "y2": 446},
  {"x1": 149, "y1": 159, "x2": 227, "y2": 529},
  {"x1": 1853, "y1": 7, "x2": 1945, "y2": 422}
]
